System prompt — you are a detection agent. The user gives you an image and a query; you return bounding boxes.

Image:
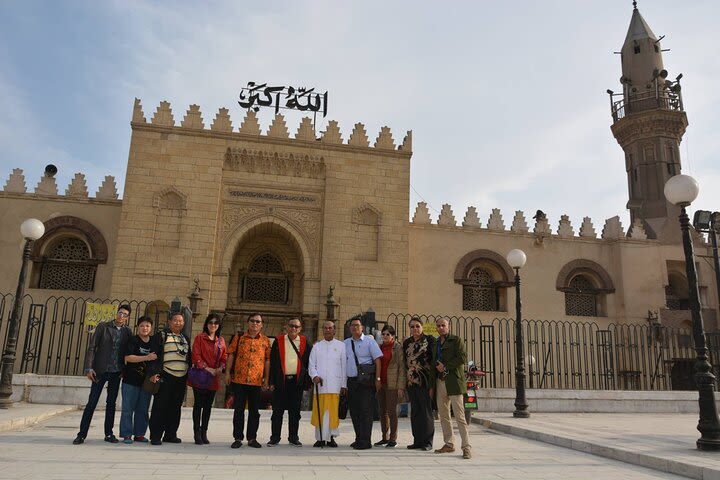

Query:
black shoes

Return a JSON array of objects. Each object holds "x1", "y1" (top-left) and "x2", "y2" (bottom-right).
[
  {"x1": 72, "y1": 435, "x2": 84, "y2": 445},
  {"x1": 201, "y1": 430, "x2": 209, "y2": 444},
  {"x1": 247, "y1": 439, "x2": 262, "y2": 448},
  {"x1": 288, "y1": 439, "x2": 302, "y2": 447},
  {"x1": 150, "y1": 439, "x2": 162, "y2": 445},
  {"x1": 194, "y1": 429, "x2": 202, "y2": 445},
  {"x1": 104, "y1": 435, "x2": 119, "y2": 444},
  {"x1": 163, "y1": 437, "x2": 182, "y2": 444},
  {"x1": 231, "y1": 440, "x2": 243, "y2": 449},
  {"x1": 267, "y1": 439, "x2": 280, "y2": 447},
  {"x1": 386, "y1": 441, "x2": 397, "y2": 448},
  {"x1": 374, "y1": 439, "x2": 389, "y2": 446},
  {"x1": 421, "y1": 444, "x2": 433, "y2": 451},
  {"x1": 352, "y1": 443, "x2": 372, "y2": 450},
  {"x1": 407, "y1": 444, "x2": 419, "y2": 449},
  {"x1": 313, "y1": 440, "x2": 325, "y2": 447},
  {"x1": 327, "y1": 437, "x2": 338, "y2": 448}
]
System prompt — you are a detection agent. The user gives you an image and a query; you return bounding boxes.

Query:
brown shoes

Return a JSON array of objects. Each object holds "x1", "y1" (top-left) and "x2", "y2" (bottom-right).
[
  {"x1": 462, "y1": 447, "x2": 472, "y2": 459},
  {"x1": 434, "y1": 444, "x2": 455, "y2": 454}
]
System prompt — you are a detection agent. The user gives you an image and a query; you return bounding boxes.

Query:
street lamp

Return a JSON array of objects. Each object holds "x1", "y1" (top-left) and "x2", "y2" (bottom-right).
[
  {"x1": 507, "y1": 248, "x2": 529, "y2": 418},
  {"x1": 664, "y1": 174, "x2": 720, "y2": 450},
  {"x1": 0, "y1": 218, "x2": 45, "y2": 408}
]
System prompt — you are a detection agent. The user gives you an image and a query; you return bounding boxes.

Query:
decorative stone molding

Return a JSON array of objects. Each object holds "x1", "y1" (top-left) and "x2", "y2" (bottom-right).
[
  {"x1": 35, "y1": 175, "x2": 58, "y2": 196},
  {"x1": 65, "y1": 173, "x2": 89, "y2": 198},
  {"x1": 295, "y1": 117, "x2": 315, "y2": 141},
  {"x1": 400, "y1": 131, "x2": 412, "y2": 152},
  {"x1": 511, "y1": 211, "x2": 528, "y2": 233},
  {"x1": 267, "y1": 114, "x2": 290, "y2": 138},
  {"x1": 321, "y1": 120, "x2": 343, "y2": 144},
  {"x1": 437, "y1": 204, "x2": 456, "y2": 226},
  {"x1": 462, "y1": 206, "x2": 481, "y2": 228},
  {"x1": 453, "y1": 249, "x2": 514, "y2": 285},
  {"x1": 132, "y1": 98, "x2": 147, "y2": 123},
  {"x1": 610, "y1": 110, "x2": 688, "y2": 148},
  {"x1": 211, "y1": 108, "x2": 233, "y2": 132},
  {"x1": 602, "y1": 216, "x2": 625, "y2": 239},
  {"x1": 629, "y1": 218, "x2": 648, "y2": 240},
  {"x1": 4, "y1": 168, "x2": 27, "y2": 193},
  {"x1": 153, "y1": 186, "x2": 187, "y2": 210},
  {"x1": 557, "y1": 215, "x2": 574, "y2": 238},
  {"x1": 239, "y1": 110, "x2": 261, "y2": 135},
  {"x1": 181, "y1": 104, "x2": 205, "y2": 129},
  {"x1": 151, "y1": 101, "x2": 175, "y2": 126},
  {"x1": 348, "y1": 123, "x2": 370, "y2": 147},
  {"x1": 412, "y1": 202, "x2": 431, "y2": 224},
  {"x1": 556, "y1": 259, "x2": 615, "y2": 293},
  {"x1": 95, "y1": 176, "x2": 119, "y2": 200},
  {"x1": 487, "y1": 208, "x2": 505, "y2": 231},
  {"x1": 352, "y1": 203, "x2": 382, "y2": 225},
  {"x1": 374, "y1": 126, "x2": 395, "y2": 150},
  {"x1": 579, "y1": 217, "x2": 597, "y2": 238},
  {"x1": 224, "y1": 148, "x2": 325, "y2": 179}
]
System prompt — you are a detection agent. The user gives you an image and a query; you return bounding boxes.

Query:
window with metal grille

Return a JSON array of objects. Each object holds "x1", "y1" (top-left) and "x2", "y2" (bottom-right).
[
  {"x1": 38, "y1": 237, "x2": 96, "y2": 291},
  {"x1": 462, "y1": 268, "x2": 498, "y2": 311},
  {"x1": 241, "y1": 253, "x2": 288, "y2": 304},
  {"x1": 565, "y1": 275, "x2": 598, "y2": 316}
]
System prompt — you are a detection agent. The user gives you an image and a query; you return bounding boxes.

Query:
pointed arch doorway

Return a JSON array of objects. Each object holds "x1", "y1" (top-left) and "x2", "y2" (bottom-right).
[{"x1": 224, "y1": 222, "x2": 316, "y2": 339}]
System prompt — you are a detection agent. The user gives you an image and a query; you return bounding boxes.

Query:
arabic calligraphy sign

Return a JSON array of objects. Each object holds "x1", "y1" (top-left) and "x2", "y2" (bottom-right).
[
  {"x1": 84, "y1": 302, "x2": 117, "y2": 328},
  {"x1": 238, "y1": 82, "x2": 328, "y2": 117}
]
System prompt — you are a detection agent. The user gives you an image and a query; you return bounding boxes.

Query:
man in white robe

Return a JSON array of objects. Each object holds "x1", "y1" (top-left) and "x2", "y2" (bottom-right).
[{"x1": 308, "y1": 320, "x2": 347, "y2": 447}]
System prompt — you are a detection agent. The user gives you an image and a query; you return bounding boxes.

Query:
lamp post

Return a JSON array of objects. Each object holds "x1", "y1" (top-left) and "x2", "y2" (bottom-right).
[
  {"x1": 507, "y1": 248, "x2": 529, "y2": 418},
  {"x1": 664, "y1": 174, "x2": 720, "y2": 450},
  {"x1": 0, "y1": 219, "x2": 45, "y2": 408}
]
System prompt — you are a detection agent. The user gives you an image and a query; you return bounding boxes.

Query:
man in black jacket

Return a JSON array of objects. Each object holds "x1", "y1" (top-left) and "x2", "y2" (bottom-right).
[
  {"x1": 267, "y1": 317, "x2": 311, "y2": 447},
  {"x1": 73, "y1": 304, "x2": 133, "y2": 445}
]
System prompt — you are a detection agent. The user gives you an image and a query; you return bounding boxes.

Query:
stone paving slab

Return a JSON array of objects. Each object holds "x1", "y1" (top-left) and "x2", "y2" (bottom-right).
[
  {"x1": 477, "y1": 413, "x2": 720, "y2": 480},
  {"x1": 0, "y1": 406, "x2": 693, "y2": 479},
  {"x1": 0, "y1": 402, "x2": 77, "y2": 432}
]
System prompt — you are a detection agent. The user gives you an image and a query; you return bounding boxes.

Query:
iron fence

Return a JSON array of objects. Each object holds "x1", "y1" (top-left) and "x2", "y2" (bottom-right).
[
  {"x1": 386, "y1": 313, "x2": 720, "y2": 391},
  {"x1": 0, "y1": 293, "x2": 156, "y2": 376}
]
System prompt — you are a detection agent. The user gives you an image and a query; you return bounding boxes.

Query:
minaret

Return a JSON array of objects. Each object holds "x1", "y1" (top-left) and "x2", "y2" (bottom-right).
[{"x1": 609, "y1": 2, "x2": 688, "y2": 242}]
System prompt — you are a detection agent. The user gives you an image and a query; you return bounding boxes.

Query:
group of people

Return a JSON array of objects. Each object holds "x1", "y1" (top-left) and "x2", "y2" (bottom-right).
[{"x1": 73, "y1": 306, "x2": 472, "y2": 460}]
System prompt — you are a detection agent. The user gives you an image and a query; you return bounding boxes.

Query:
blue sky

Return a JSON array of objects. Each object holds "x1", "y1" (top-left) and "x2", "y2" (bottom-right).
[{"x1": 1, "y1": 1, "x2": 718, "y2": 231}]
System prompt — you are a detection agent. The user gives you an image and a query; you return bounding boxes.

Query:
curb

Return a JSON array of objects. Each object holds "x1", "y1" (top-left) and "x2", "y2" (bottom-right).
[
  {"x1": 475, "y1": 416, "x2": 715, "y2": 480},
  {"x1": 0, "y1": 405, "x2": 79, "y2": 433}
]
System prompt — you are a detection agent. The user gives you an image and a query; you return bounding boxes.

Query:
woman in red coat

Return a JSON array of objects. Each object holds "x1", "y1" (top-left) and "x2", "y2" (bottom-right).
[{"x1": 189, "y1": 313, "x2": 227, "y2": 445}]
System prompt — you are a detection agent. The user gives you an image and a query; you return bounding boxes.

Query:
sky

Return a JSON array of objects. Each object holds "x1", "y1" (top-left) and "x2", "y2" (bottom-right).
[{"x1": 1, "y1": 0, "x2": 718, "y2": 231}]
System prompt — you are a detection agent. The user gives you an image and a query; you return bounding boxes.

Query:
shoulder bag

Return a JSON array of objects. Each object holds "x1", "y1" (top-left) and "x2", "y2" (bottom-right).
[{"x1": 351, "y1": 340, "x2": 376, "y2": 387}]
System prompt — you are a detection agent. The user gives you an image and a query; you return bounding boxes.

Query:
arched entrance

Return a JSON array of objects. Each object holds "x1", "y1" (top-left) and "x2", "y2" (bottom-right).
[{"x1": 224, "y1": 222, "x2": 313, "y2": 338}]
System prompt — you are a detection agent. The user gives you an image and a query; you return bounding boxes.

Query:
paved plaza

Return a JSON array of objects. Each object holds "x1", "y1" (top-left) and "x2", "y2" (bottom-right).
[{"x1": 0, "y1": 405, "x2": 696, "y2": 480}]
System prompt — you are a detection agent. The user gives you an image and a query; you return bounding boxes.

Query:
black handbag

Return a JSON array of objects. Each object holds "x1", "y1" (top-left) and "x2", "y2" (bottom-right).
[{"x1": 351, "y1": 340, "x2": 376, "y2": 387}]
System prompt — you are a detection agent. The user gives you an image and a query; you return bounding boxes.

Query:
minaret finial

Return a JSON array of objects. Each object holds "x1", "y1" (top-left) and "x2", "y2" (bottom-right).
[{"x1": 633, "y1": 0, "x2": 637, "y2": 10}]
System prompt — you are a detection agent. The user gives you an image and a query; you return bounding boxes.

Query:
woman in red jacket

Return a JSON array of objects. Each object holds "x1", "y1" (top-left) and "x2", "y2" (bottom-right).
[{"x1": 188, "y1": 313, "x2": 227, "y2": 445}]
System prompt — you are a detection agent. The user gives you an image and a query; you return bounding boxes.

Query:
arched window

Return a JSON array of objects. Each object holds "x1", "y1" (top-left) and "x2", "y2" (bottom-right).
[
  {"x1": 463, "y1": 268, "x2": 499, "y2": 311},
  {"x1": 38, "y1": 237, "x2": 97, "y2": 291},
  {"x1": 556, "y1": 259, "x2": 615, "y2": 317},
  {"x1": 665, "y1": 272, "x2": 689, "y2": 310},
  {"x1": 454, "y1": 250, "x2": 513, "y2": 312},
  {"x1": 241, "y1": 253, "x2": 289, "y2": 304},
  {"x1": 29, "y1": 216, "x2": 108, "y2": 293},
  {"x1": 564, "y1": 275, "x2": 598, "y2": 317}
]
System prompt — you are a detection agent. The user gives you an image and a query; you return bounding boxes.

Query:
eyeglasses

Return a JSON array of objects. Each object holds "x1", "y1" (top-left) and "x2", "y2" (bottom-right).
[
  {"x1": 208, "y1": 321, "x2": 219, "y2": 326},
  {"x1": 288, "y1": 324, "x2": 301, "y2": 329},
  {"x1": 249, "y1": 320, "x2": 262, "y2": 324},
  {"x1": 350, "y1": 323, "x2": 362, "y2": 328},
  {"x1": 117, "y1": 312, "x2": 129, "y2": 318}
]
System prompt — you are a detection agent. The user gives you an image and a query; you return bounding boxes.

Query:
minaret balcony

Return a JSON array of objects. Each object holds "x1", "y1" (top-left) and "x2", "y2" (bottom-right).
[{"x1": 611, "y1": 88, "x2": 684, "y2": 123}]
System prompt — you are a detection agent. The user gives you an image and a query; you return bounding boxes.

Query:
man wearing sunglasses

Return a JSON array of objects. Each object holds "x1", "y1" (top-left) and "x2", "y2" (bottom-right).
[
  {"x1": 267, "y1": 317, "x2": 312, "y2": 447},
  {"x1": 73, "y1": 304, "x2": 133, "y2": 445}
]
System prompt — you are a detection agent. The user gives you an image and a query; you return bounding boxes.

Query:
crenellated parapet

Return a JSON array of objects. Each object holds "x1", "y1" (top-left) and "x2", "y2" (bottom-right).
[
  {"x1": 409, "y1": 202, "x2": 655, "y2": 243},
  {"x1": 131, "y1": 98, "x2": 412, "y2": 154},
  {"x1": 0, "y1": 169, "x2": 120, "y2": 201}
]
